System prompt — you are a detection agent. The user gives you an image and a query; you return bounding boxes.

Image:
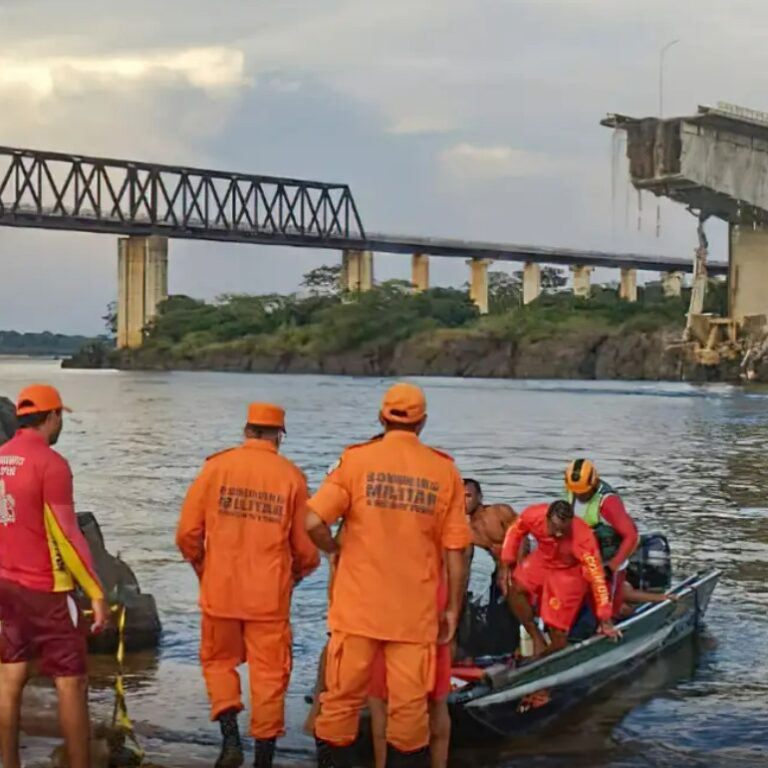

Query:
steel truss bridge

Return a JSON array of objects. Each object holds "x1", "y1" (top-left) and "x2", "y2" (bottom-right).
[{"x1": 0, "y1": 146, "x2": 726, "y2": 275}]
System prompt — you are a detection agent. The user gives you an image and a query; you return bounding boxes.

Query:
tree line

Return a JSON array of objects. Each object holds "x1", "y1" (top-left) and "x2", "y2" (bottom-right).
[{"x1": 96, "y1": 264, "x2": 727, "y2": 358}]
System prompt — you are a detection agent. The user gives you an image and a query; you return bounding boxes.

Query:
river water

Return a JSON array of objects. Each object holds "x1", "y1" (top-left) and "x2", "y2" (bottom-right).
[{"x1": 0, "y1": 359, "x2": 765, "y2": 767}]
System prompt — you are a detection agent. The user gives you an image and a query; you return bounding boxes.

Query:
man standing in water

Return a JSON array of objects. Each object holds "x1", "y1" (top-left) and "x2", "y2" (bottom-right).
[
  {"x1": 500, "y1": 500, "x2": 620, "y2": 657},
  {"x1": 177, "y1": 403, "x2": 319, "y2": 768},
  {"x1": 306, "y1": 383, "x2": 471, "y2": 768},
  {"x1": 0, "y1": 385, "x2": 108, "y2": 768}
]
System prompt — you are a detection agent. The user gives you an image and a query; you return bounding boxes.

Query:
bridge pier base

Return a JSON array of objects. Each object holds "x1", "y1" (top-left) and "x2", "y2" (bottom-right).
[
  {"x1": 467, "y1": 258, "x2": 491, "y2": 314},
  {"x1": 661, "y1": 271, "x2": 683, "y2": 297},
  {"x1": 571, "y1": 265, "x2": 593, "y2": 299},
  {"x1": 523, "y1": 262, "x2": 541, "y2": 305},
  {"x1": 728, "y1": 224, "x2": 768, "y2": 321},
  {"x1": 619, "y1": 267, "x2": 638, "y2": 302},
  {"x1": 341, "y1": 249, "x2": 373, "y2": 292},
  {"x1": 411, "y1": 253, "x2": 429, "y2": 292},
  {"x1": 116, "y1": 235, "x2": 168, "y2": 349}
]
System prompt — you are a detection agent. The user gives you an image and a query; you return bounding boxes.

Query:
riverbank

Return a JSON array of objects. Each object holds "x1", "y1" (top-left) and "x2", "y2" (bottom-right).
[
  {"x1": 62, "y1": 279, "x2": 749, "y2": 381},
  {"x1": 65, "y1": 325, "x2": 742, "y2": 382}
]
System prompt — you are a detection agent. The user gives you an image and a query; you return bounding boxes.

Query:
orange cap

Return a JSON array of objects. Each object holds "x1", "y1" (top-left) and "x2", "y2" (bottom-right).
[
  {"x1": 16, "y1": 384, "x2": 71, "y2": 416},
  {"x1": 380, "y1": 382, "x2": 426, "y2": 425},
  {"x1": 247, "y1": 402, "x2": 286, "y2": 431}
]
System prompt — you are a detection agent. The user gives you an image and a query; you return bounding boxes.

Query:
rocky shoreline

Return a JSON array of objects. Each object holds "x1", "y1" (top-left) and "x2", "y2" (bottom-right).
[
  {"x1": 63, "y1": 327, "x2": 745, "y2": 382},
  {"x1": 0, "y1": 396, "x2": 16, "y2": 442}
]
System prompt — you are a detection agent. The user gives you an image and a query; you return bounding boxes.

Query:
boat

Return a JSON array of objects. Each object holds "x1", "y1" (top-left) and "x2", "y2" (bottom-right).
[
  {"x1": 75, "y1": 512, "x2": 162, "y2": 654},
  {"x1": 446, "y1": 536, "x2": 720, "y2": 744}
]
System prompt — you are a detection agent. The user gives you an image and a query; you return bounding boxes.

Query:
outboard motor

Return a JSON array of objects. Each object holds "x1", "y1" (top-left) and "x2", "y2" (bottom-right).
[{"x1": 627, "y1": 532, "x2": 672, "y2": 592}]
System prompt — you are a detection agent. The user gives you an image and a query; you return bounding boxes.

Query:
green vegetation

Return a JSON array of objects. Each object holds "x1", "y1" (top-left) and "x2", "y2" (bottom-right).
[
  {"x1": 126, "y1": 266, "x2": 716, "y2": 362},
  {"x1": 74, "y1": 266, "x2": 727, "y2": 367},
  {"x1": 140, "y1": 280, "x2": 479, "y2": 359},
  {"x1": 0, "y1": 330, "x2": 101, "y2": 356}
]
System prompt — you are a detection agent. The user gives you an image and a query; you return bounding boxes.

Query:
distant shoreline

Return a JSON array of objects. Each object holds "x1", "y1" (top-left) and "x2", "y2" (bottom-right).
[{"x1": 0, "y1": 352, "x2": 65, "y2": 359}]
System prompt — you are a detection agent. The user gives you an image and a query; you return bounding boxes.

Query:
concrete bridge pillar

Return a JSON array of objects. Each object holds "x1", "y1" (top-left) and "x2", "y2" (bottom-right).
[
  {"x1": 116, "y1": 235, "x2": 168, "y2": 349},
  {"x1": 661, "y1": 271, "x2": 683, "y2": 297},
  {"x1": 467, "y1": 258, "x2": 491, "y2": 314},
  {"x1": 411, "y1": 253, "x2": 430, "y2": 292},
  {"x1": 571, "y1": 265, "x2": 593, "y2": 299},
  {"x1": 619, "y1": 267, "x2": 638, "y2": 302},
  {"x1": 728, "y1": 224, "x2": 768, "y2": 322},
  {"x1": 341, "y1": 249, "x2": 374, "y2": 292},
  {"x1": 522, "y1": 262, "x2": 541, "y2": 305}
]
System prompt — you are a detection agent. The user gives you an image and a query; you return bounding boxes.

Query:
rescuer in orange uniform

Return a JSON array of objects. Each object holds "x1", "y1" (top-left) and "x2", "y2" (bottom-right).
[
  {"x1": 500, "y1": 500, "x2": 621, "y2": 657},
  {"x1": 306, "y1": 383, "x2": 472, "y2": 768},
  {"x1": 177, "y1": 403, "x2": 319, "y2": 768},
  {"x1": 0, "y1": 385, "x2": 108, "y2": 768}
]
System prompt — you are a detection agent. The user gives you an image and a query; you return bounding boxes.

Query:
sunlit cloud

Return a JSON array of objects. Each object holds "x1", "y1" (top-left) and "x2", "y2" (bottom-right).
[{"x1": 0, "y1": 46, "x2": 248, "y2": 98}]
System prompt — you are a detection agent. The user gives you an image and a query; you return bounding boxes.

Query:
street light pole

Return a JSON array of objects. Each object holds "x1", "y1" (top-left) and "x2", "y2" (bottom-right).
[{"x1": 659, "y1": 39, "x2": 679, "y2": 117}]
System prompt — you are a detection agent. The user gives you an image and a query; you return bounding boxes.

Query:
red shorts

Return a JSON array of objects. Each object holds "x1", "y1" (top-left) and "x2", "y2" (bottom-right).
[
  {"x1": 368, "y1": 579, "x2": 451, "y2": 702},
  {"x1": 513, "y1": 550, "x2": 588, "y2": 632},
  {"x1": 0, "y1": 579, "x2": 87, "y2": 678}
]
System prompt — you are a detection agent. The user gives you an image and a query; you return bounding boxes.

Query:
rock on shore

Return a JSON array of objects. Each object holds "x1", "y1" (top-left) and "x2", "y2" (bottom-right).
[{"x1": 0, "y1": 396, "x2": 16, "y2": 444}]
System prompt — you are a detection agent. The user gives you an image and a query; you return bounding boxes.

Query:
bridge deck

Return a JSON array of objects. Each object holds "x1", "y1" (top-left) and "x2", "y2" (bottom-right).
[{"x1": 0, "y1": 145, "x2": 727, "y2": 275}]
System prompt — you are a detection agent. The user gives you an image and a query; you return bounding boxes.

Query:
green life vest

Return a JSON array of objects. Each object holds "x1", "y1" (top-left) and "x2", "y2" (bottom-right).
[{"x1": 564, "y1": 480, "x2": 622, "y2": 563}]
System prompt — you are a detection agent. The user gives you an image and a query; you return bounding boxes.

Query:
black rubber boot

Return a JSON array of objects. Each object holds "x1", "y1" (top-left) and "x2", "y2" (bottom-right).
[
  {"x1": 253, "y1": 738, "x2": 276, "y2": 768},
  {"x1": 385, "y1": 744, "x2": 431, "y2": 768},
  {"x1": 215, "y1": 709, "x2": 245, "y2": 768},
  {"x1": 315, "y1": 737, "x2": 354, "y2": 768}
]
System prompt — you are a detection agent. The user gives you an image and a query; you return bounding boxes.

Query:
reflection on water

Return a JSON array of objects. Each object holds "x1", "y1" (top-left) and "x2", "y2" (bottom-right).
[{"x1": 0, "y1": 360, "x2": 767, "y2": 766}]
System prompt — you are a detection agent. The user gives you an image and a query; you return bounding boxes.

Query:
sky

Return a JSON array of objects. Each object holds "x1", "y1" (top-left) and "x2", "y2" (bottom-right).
[{"x1": 0, "y1": 0, "x2": 765, "y2": 334}]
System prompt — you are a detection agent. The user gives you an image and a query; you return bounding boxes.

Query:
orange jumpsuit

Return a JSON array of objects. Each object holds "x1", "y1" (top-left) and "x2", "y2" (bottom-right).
[
  {"x1": 176, "y1": 438, "x2": 319, "y2": 738},
  {"x1": 310, "y1": 432, "x2": 472, "y2": 752}
]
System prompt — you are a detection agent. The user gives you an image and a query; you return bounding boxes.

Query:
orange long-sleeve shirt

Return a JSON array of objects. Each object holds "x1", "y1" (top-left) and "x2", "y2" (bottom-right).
[
  {"x1": 177, "y1": 439, "x2": 320, "y2": 621},
  {"x1": 501, "y1": 504, "x2": 612, "y2": 621},
  {"x1": 309, "y1": 431, "x2": 472, "y2": 643}
]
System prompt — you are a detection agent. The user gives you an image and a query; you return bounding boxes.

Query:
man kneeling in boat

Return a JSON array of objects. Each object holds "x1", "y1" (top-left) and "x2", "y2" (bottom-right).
[{"x1": 499, "y1": 500, "x2": 620, "y2": 657}]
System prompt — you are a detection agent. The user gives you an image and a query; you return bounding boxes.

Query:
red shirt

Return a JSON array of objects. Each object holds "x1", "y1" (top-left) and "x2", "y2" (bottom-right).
[
  {"x1": 501, "y1": 503, "x2": 612, "y2": 621},
  {"x1": 0, "y1": 430, "x2": 103, "y2": 599},
  {"x1": 598, "y1": 495, "x2": 639, "y2": 567}
]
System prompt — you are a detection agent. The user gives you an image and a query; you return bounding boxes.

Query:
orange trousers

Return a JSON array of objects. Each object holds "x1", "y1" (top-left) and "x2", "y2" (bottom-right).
[
  {"x1": 314, "y1": 631, "x2": 435, "y2": 752},
  {"x1": 200, "y1": 614, "x2": 292, "y2": 739}
]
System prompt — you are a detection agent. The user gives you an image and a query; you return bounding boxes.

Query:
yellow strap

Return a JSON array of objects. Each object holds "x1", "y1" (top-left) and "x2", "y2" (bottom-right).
[
  {"x1": 112, "y1": 605, "x2": 144, "y2": 760},
  {"x1": 80, "y1": 604, "x2": 144, "y2": 760}
]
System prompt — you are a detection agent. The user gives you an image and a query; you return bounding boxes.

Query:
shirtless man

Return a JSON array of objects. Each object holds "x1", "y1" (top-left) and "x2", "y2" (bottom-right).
[{"x1": 464, "y1": 478, "x2": 517, "y2": 562}]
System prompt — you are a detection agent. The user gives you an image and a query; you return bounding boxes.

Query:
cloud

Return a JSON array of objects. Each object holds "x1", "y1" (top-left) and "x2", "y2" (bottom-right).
[
  {"x1": 440, "y1": 143, "x2": 565, "y2": 180},
  {"x1": 0, "y1": 46, "x2": 248, "y2": 99}
]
